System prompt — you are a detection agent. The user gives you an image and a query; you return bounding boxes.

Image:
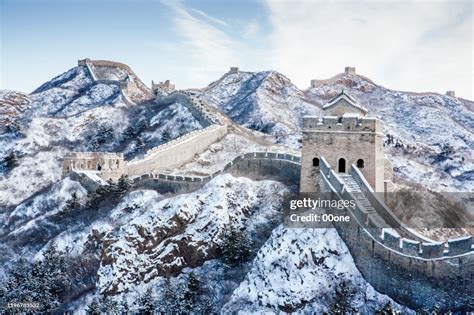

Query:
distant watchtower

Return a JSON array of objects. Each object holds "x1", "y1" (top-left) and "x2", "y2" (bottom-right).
[
  {"x1": 151, "y1": 80, "x2": 175, "y2": 96},
  {"x1": 300, "y1": 91, "x2": 385, "y2": 192},
  {"x1": 344, "y1": 67, "x2": 356, "y2": 75}
]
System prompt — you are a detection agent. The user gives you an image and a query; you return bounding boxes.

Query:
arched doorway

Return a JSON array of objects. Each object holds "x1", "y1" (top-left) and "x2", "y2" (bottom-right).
[
  {"x1": 357, "y1": 159, "x2": 364, "y2": 168},
  {"x1": 338, "y1": 158, "x2": 346, "y2": 173},
  {"x1": 312, "y1": 157, "x2": 320, "y2": 167},
  {"x1": 97, "y1": 164, "x2": 102, "y2": 171}
]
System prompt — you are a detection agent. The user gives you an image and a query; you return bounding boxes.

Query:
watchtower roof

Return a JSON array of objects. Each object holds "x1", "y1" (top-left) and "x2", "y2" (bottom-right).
[{"x1": 323, "y1": 90, "x2": 368, "y2": 114}]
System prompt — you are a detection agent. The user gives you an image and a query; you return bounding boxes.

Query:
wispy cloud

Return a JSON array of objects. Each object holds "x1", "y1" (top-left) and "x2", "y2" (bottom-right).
[
  {"x1": 190, "y1": 8, "x2": 228, "y2": 27},
  {"x1": 243, "y1": 20, "x2": 260, "y2": 38},
  {"x1": 264, "y1": 0, "x2": 473, "y2": 99},
  {"x1": 159, "y1": 0, "x2": 240, "y2": 87}
]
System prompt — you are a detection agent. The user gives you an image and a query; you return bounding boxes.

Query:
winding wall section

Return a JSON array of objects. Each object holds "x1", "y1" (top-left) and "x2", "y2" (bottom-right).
[
  {"x1": 131, "y1": 151, "x2": 301, "y2": 194},
  {"x1": 319, "y1": 157, "x2": 473, "y2": 311}
]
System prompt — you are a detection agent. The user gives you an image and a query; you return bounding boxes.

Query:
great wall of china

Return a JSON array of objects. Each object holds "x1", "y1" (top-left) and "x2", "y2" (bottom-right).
[
  {"x1": 78, "y1": 58, "x2": 153, "y2": 105},
  {"x1": 319, "y1": 157, "x2": 473, "y2": 311},
  {"x1": 62, "y1": 61, "x2": 473, "y2": 311}
]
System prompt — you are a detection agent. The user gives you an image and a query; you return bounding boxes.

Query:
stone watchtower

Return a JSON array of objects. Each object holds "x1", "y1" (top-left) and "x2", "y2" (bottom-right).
[
  {"x1": 300, "y1": 91, "x2": 385, "y2": 192},
  {"x1": 151, "y1": 80, "x2": 176, "y2": 96}
]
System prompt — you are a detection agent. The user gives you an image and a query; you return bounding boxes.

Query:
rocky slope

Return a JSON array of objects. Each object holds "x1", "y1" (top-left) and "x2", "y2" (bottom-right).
[
  {"x1": 0, "y1": 61, "x2": 472, "y2": 313},
  {"x1": 199, "y1": 70, "x2": 320, "y2": 148},
  {"x1": 223, "y1": 226, "x2": 411, "y2": 314},
  {"x1": 0, "y1": 64, "x2": 202, "y2": 208}
]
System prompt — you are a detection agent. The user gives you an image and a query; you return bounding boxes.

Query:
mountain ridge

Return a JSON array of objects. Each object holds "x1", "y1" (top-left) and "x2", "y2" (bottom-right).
[{"x1": 0, "y1": 59, "x2": 472, "y2": 313}]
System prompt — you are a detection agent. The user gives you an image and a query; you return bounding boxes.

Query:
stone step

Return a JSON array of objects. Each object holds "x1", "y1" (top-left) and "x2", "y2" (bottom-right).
[{"x1": 340, "y1": 175, "x2": 377, "y2": 214}]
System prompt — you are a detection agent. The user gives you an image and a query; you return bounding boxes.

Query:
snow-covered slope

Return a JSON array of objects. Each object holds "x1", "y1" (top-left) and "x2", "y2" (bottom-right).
[
  {"x1": 306, "y1": 72, "x2": 473, "y2": 192},
  {"x1": 0, "y1": 90, "x2": 30, "y2": 133},
  {"x1": 97, "y1": 174, "x2": 287, "y2": 294},
  {"x1": 0, "y1": 63, "x2": 202, "y2": 208},
  {"x1": 1, "y1": 61, "x2": 472, "y2": 313},
  {"x1": 197, "y1": 68, "x2": 472, "y2": 191},
  {"x1": 199, "y1": 70, "x2": 320, "y2": 148},
  {"x1": 223, "y1": 226, "x2": 412, "y2": 314}
]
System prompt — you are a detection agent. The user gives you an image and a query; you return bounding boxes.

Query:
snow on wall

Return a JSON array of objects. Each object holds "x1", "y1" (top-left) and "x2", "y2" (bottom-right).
[{"x1": 127, "y1": 125, "x2": 228, "y2": 176}]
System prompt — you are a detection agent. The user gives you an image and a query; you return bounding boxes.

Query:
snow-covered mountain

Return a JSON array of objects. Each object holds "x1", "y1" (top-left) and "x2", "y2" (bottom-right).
[
  {"x1": 306, "y1": 71, "x2": 473, "y2": 192},
  {"x1": 197, "y1": 68, "x2": 472, "y2": 192},
  {"x1": 198, "y1": 70, "x2": 320, "y2": 148},
  {"x1": 0, "y1": 64, "x2": 202, "y2": 208},
  {"x1": 0, "y1": 61, "x2": 472, "y2": 313}
]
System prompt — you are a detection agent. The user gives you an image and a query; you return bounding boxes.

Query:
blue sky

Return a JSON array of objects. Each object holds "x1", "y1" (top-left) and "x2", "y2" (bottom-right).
[{"x1": 1, "y1": 0, "x2": 473, "y2": 99}]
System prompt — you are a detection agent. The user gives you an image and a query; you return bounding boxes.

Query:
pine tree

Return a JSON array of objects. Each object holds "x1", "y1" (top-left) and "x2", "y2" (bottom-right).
[
  {"x1": 124, "y1": 125, "x2": 136, "y2": 140},
  {"x1": 138, "y1": 288, "x2": 155, "y2": 315},
  {"x1": 120, "y1": 298, "x2": 130, "y2": 314},
  {"x1": 85, "y1": 298, "x2": 101, "y2": 315},
  {"x1": 180, "y1": 273, "x2": 198, "y2": 314},
  {"x1": 39, "y1": 242, "x2": 71, "y2": 311},
  {"x1": 376, "y1": 301, "x2": 398, "y2": 315},
  {"x1": 2, "y1": 244, "x2": 71, "y2": 313},
  {"x1": 135, "y1": 136, "x2": 145, "y2": 150},
  {"x1": 161, "y1": 128, "x2": 172, "y2": 143},
  {"x1": 4, "y1": 152, "x2": 19, "y2": 170},
  {"x1": 98, "y1": 294, "x2": 119, "y2": 313},
  {"x1": 117, "y1": 175, "x2": 132, "y2": 193},
  {"x1": 329, "y1": 281, "x2": 357, "y2": 314},
  {"x1": 199, "y1": 294, "x2": 215, "y2": 315},
  {"x1": 157, "y1": 277, "x2": 178, "y2": 314},
  {"x1": 64, "y1": 192, "x2": 80, "y2": 212},
  {"x1": 136, "y1": 118, "x2": 149, "y2": 133},
  {"x1": 90, "y1": 123, "x2": 114, "y2": 150},
  {"x1": 221, "y1": 226, "x2": 253, "y2": 267}
]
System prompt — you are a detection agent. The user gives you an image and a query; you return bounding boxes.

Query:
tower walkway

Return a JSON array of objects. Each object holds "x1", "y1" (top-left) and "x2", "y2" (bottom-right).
[{"x1": 340, "y1": 175, "x2": 377, "y2": 217}]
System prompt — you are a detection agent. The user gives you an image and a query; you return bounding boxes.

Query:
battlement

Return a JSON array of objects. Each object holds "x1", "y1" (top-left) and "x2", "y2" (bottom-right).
[
  {"x1": 126, "y1": 124, "x2": 228, "y2": 176},
  {"x1": 64, "y1": 152, "x2": 124, "y2": 159},
  {"x1": 319, "y1": 158, "x2": 474, "y2": 259},
  {"x1": 135, "y1": 125, "x2": 226, "y2": 160},
  {"x1": 155, "y1": 91, "x2": 222, "y2": 125},
  {"x1": 345, "y1": 66, "x2": 356, "y2": 74},
  {"x1": 379, "y1": 230, "x2": 473, "y2": 258},
  {"x1": 303, "y1": 114, "x2": 381, "y2": 132},
  {"x1": 62, "y1": 152, "x2": 126, "y2": 181}
]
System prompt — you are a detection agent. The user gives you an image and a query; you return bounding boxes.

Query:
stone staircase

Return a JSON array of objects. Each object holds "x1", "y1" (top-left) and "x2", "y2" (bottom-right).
[{"x1": 340, "y1": 175, "x2": 378, "y2": 217}]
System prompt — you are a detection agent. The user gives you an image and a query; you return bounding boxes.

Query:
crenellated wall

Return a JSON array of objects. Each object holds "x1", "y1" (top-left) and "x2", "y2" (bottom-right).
[
  {"x1": 62, "y1": 85, "x2": 228, "y2": 182},
  {"x1": 319, "y1": 157, "x2": 474, "y2": 311},
  {"x1": 62, "y1": 152, "x2": 126, "y2": 181},
  {"x1": 126, "y1": 125, "x2": 228, "y2": 176},
  {"x1": 77, "y1": 58, "x2": 152, "y2": 105},
  {"x1": 301, "y1": 115, "x2": 385, "y2": 192},
  {"x1": 155, "y1": 91, "x2": 215, "y2": 126},
  {"x1": 130, "y1": 151, "x2": 301, "y2": 194},
  {"x1": 303, "y1": 115, "x2": 380, "y2": 131}
]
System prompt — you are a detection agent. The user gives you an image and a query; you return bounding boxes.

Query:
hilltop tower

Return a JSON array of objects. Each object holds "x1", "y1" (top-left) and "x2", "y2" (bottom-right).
[
  {"x1": 300, "y1": 91, "x2": 385, "y2": 192},
  {"x1": 151, "y1": 80, "x2": 175, "y2": 96}
]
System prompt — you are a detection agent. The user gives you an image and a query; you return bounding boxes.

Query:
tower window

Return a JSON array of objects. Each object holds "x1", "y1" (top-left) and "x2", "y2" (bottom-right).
[
  {"x1": 357, "y1": 159, "x2": 364, "y2": 168},
  {"x1": 312, "y1": 157, "x2": 320, "y2": 167},
  {"x1": 338, "y1": 158, "x2": 346, "y2": 173}
]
